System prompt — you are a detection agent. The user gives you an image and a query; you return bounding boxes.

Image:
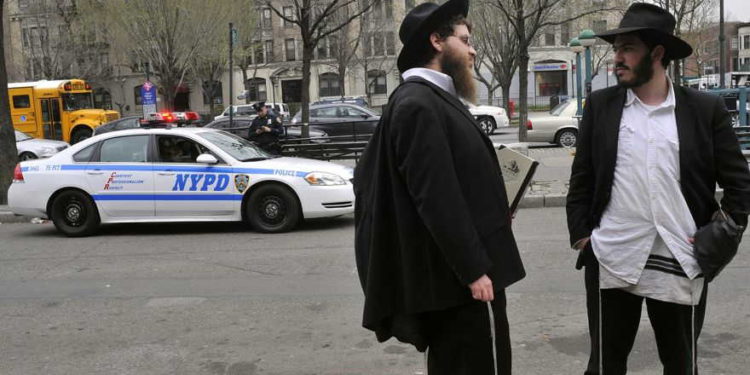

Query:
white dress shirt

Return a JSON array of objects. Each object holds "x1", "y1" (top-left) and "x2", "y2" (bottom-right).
[
  {"x1": 591, "y1": 81, "x2": 703, "y2": 305},
  {"x1": 402, "y1": 68, "x2": 457, "y2": 98}
]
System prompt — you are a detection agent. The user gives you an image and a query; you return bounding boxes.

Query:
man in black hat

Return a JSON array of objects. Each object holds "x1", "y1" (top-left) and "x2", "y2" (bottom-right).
[
  {"x1": 353, "y1": 0, "x2": 525, "y2": 373},
  {"x1": 248, "y1": 101, "x2": 283, "y2": 155},
  {"x1": 567, "y1": 3, "x2": 750, "y2": 374}
]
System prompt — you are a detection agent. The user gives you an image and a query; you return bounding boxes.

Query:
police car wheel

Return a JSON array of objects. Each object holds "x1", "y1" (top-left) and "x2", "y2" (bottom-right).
[
  {"x1": 247, "y1": 185, "x2": 300, "y2": 233},
  {"x1": 50, "y1": 190, "x2": 100, "y2": 237}
]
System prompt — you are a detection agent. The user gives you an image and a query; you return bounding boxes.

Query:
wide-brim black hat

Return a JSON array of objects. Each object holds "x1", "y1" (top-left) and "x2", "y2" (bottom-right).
[
  {"x1": 397, "y1": 0, "x2": 469, "y2": 73},
  {"x1": 596, "y1": 3, "x2": 692, "y2": 60}
]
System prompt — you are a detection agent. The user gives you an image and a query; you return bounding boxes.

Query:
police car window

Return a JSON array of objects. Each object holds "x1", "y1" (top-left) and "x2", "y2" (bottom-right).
[
  {"x1": 157, "y1": 135, "x2": 210, "y2": 163},
  {"x1": 73, "y1": 144, "x2": 97, "y2": 162},
  {"x1": 99, "y1": 136, "x2": 149, "y2": 163},
  {"x1": 197, "y1": 131, "x2": 272, "y2": 161}
]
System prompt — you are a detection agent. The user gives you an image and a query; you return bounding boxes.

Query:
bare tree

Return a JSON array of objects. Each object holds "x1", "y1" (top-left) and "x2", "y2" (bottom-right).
[
  {"x1": 491, "y1": 0, "x2": 619, "y2": 141},
  {"x1": 94, "y1": 0, "x2": 218, "y2": 110},
  {"x1": 266, "y1": 0, "x2": 381, "y2": 137},
  {"x1": 471, "y1": 0, "x2": 519, "y2": 109},
  {"x1": 643, "y1": 0, "x2": 717, "y2": 84},
  {"x1": 0, "y1": 0, "x2": 19, "y2": 204}
]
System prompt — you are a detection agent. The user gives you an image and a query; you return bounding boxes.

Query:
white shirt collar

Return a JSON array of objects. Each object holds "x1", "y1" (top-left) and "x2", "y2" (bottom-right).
[
  {"x1": 625, "y1": 78, "x2": 676, "y2": 110},
  {"x1": 401, "y1": 67, "x2": 458, "y2": 98}
]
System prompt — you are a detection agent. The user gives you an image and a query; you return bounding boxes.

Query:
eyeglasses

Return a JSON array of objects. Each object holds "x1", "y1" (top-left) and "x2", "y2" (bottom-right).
[{"x1": 452, "y1": 35, "x2": 474, "y2": 48}]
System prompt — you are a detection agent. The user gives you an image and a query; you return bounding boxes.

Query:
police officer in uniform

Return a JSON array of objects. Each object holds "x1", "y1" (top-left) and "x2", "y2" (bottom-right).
[{"x1": 248, "y1": 101, "x2": 283, "y2": 155}]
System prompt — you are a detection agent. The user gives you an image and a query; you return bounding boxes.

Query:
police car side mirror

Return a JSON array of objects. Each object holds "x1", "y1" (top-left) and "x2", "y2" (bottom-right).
[{"x1": 196, "y1": 154, "x2": 218, "y2": 164}]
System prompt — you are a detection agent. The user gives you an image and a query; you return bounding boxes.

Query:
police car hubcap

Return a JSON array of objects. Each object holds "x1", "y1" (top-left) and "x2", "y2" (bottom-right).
[
  {"x1": 65, "y1": 203, "x2": 83, "y2": 225},
  {"x1": 261, "y1": 197, "x2": 285, "y2": 223}
]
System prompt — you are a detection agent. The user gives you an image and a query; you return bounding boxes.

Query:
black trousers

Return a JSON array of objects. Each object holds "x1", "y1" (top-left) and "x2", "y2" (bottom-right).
[
  {"x1": 582, "y1": 245, "x2": 708, "y2": 375},
  {"x1": 424, "y1": 291, "x2": 512, "y2": 375}
]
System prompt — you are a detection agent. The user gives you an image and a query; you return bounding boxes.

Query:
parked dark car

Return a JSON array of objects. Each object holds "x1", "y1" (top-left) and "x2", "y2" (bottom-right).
[
  {"x1": 93, "y1": 116, "x2": 141, "y2": 135},
  {"x1": 290, "y1": 103, "x2": 380, "y2": 140},
  {"x1": 203, "y1": 118, "x2": 328, "y2": 143},
  {"x1": 312, "y1": 96, "x2": 370, "y2": 108}
]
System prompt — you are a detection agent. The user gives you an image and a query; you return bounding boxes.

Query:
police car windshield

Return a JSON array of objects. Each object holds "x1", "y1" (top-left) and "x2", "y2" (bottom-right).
[{"x1": 198, "y1": 131, "x2": 274, "y2": 161}]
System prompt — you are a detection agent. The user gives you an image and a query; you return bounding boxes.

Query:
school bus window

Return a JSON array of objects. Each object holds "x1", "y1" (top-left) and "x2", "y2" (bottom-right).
[
  {"x1": 62, "y1": 92, "x2": 94, "y2": 111},
  {"x1": 12, "y1": 95, "x2": 30, "y2": 108}
]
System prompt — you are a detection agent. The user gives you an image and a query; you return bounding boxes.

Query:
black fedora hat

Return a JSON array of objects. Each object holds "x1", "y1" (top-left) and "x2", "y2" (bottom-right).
[
  {"x1": 596, "y1": 3, "x2": 692, "y2": 60},
  {"x1": 397, "y1": 0, "x2": 469, "y2": 73}
]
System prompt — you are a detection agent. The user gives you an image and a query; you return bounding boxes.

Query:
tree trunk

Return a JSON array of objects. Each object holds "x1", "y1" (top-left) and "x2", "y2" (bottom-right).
[
  {"x1": 338, "y1": 64, "x2": 347, "y2": 97},
  {"x1": 487, "y1": 88, "x2": 494, "y2": 106},
  {"x1": 501, "y1": 84, "x2": 511, "y2": 118},
  {"x1": 0, "y1": 0, "x2": 19, "y2": 204},
  {"x1": 517, "y1": 53, "x2": 529, "y2": 141},
  {"x1": 301, "y1": 43, "x2": 313, "y2": 138}
]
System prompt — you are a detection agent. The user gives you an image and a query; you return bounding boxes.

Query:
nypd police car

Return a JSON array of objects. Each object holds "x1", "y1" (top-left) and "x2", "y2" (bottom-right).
[{"x1": 8, "y1": 127, "x2": 354, "y2": 236}]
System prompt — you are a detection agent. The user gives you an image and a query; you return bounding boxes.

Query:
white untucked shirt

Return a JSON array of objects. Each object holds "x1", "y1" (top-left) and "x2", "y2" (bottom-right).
[{"x1": 591, "y1": 82, "x2": 704, "y2": 305}]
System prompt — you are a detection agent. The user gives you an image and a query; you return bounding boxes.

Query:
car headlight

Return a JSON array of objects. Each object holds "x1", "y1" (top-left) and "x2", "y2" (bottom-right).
[
  {"x1": 38, "y1": 147, "x2": 58, "y2": 156},
  {"x1": 304, "y1": 172, "x2": 346, "y2": 186}
]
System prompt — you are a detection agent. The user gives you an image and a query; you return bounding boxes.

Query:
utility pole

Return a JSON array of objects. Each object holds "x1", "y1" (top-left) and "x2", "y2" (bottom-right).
[
  {"x1": 719, "y1": 0, "x2": 726, "y2": 88},
  {"x1": 229, "y1": 22, "x2": 235, "y2": 128}
]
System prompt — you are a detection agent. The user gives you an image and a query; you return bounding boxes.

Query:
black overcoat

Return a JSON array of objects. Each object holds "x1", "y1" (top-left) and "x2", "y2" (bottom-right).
[
  {"x1": 567, "y1": 85, "x2": 750, "y2": 268},
  {"x1": 353, "y1": 77, "x2": 526, "y2": 350}
]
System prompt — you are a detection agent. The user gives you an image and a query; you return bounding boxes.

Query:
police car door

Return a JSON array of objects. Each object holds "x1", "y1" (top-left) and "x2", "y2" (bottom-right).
[
  {"x1": 84, "y1": 135, "x2": 155, "y2": 218},
  {"x1": 152, "y1": 135, "x2": 235, "y2": 217}
]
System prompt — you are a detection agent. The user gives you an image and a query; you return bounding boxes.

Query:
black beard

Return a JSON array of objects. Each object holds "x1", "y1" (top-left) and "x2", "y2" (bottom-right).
[
  {"x1": 616, "y1": 51, "x2": 655, "y2": 88},
  {"x1": 441, "y1": 46, "x2": 477, "y2": 103}
]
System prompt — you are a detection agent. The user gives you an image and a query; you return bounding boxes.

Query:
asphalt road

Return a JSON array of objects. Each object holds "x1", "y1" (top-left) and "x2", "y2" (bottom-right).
[{"x1": 1, "y1": 208, "x2": 749, "y2": 374}]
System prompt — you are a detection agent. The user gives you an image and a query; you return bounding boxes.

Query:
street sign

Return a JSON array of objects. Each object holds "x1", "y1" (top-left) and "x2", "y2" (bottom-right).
[
  {"x1": 231, "y1": 28, "x2": 238, "y2": 46},
  {"x1": 141, "y1": 81, "x2": 157, "y2": 117}
]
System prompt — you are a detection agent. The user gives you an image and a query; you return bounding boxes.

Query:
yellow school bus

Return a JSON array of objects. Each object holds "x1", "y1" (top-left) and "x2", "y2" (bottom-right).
[{"x1": 9, "y1": 79, "x2": 120, "y2": 144}]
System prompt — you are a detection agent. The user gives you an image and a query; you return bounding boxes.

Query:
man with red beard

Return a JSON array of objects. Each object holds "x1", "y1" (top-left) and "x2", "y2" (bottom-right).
[
  {"x1": 567, "y1": 3, "x2": 750, "y2": 374},
  {"x1": 353, "y1": 0, "x2": 525, "y2": 373}
]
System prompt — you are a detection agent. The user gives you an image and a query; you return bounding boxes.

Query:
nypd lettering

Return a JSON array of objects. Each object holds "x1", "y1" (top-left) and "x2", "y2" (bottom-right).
[{"x1": 172, "y1": 173, "x2": 231, "y2": 191}]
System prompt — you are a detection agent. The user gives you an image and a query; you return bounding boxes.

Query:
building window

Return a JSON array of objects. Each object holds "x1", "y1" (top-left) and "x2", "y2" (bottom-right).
[
  {"x1": 384, "y1": 0, "x2": 393, "y2": 19},
  {"x1": 374, "y1": 33, "x2": 385, "y2": 56},
  {"x1": 744, "y1": 35, "x2": 750, "y2": 50},
  {"x1": 22, "y1": 26, "x2": 47, "y2": 48},
  {"x1": 317, "y1": 38, "x2": 329, "y2": 59},
  {"x1": 254, "y1": 41, "x2": 265, "y2": 64},
  {"x1": 367, "y1": 70, "x2": 387, "y2": 95},
  {"x1": 386, "y1": 32, "x2": 396, "y2": 55},
  {"x1": 247, "y1": 78, "x2": 267, "y2": 102},
  {"x1": 283, "y1": 6, "x2": 295, "y2": 28},
  {"x1": 285, "y1": 39, "x2": 296, "y2": 61},
  {"x1": 93, "y1": 88, "x2": 113, "y2": 110},
  {"x1": 592, "y1": 20, "x2": 607, "y2": 35},
  {"x1": 731, "y1": 37, "x2": 738, "y2": 50},
  {"x1": 262, "y1": 8, "x2": 272, "y2": 30},
  {"x1": 545, "y1": 29, "x2": 555, "y2": 46},
  {"x1": 561, "y1": 24, "x2": 570, "y2": 45},
  {"x1": 19, "y1": 0, "x2": 29, "y2": 9},
  {"x1": 202, "y1": 81, "x2": 223, "y2": 105},
  {"x1": 319, "y1": 73, "x2": 341, "y2": 97},
  {"x1": 404, "y1": 0, "x2": 415, "y2": 11},
  {"x1": 265, "y1": 40, "x2": 274, "y2": 63},
  {"x1": 134, "y1": 85, "x2": 143, "y2": 106}
]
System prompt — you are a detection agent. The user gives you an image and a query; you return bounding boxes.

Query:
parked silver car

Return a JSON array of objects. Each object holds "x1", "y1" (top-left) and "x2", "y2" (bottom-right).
[
  {"x1": 15, "y1": 130, "x2": 69, "y2": 160},
  {"x1": 526, "y1": 99, "x2": 580, "y2": 147}
]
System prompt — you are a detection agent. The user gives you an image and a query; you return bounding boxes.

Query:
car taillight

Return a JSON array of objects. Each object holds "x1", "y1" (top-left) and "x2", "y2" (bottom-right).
[
  {"x1": 526, "y1": 120, "x2": 533, "y2": 130},
  {"x1": 13, "y1": 164, "x2": 24, "y2": 182}
]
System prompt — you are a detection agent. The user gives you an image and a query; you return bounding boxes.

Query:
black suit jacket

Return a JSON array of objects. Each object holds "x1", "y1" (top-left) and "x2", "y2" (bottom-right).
[
  {"x1": 354, "y1": 77, "x2": 525, "y2": 350},
  {"x1": 567, "y1": 85, "x2": 750, "y2": 262}
]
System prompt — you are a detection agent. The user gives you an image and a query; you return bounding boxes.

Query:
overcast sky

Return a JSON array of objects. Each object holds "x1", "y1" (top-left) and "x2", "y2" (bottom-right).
[{"x1": 725, "y1": 0, "x2": 750, "y2": 22}]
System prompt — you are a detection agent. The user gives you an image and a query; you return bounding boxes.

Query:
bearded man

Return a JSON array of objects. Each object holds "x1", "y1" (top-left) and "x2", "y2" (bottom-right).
[
  {"x1": 567, "y1": 3, "x2": 750, "y2": 374},
  {"x1": 353, "y1": 0, "x2": 525, "y2": 373}
]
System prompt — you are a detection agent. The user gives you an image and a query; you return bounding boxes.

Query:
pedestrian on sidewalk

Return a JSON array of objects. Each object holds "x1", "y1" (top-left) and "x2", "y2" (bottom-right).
[
  {"x1": 566, "y1": 3, "x2": 750, "y2": 374},
  {"x1": 353, "y1": 0, "x2": 525, "y2": 373}
]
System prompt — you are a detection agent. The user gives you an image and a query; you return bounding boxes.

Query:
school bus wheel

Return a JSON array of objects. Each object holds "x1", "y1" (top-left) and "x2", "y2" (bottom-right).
[{"x1": 70, "y1": 127, "x2": 93, "y2": 144}]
